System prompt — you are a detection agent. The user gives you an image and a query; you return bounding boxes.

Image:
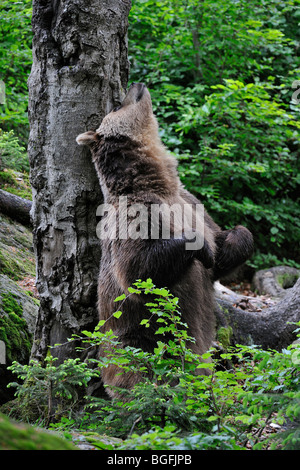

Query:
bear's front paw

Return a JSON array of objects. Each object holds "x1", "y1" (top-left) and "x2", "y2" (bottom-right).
[{"x1": 194, "y1": 239, "x2": 215, "y2": 269}]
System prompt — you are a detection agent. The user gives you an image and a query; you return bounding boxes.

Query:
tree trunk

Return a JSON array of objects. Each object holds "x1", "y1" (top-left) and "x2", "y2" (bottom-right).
[
  {"x1": 0, "y1": 189, "x2": 32, "y2": 226},
  {"x1": 28, "y1": 0, "x2": 131, "y2": 364},
  {"x1": 215, "y1": 276, "x2": 300, "y2": 350}
]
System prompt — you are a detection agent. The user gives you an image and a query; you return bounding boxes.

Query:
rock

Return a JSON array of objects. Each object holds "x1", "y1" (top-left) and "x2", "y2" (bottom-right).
[
  {"x1": 0, "y1": 274, "x2": 38, "y2": 341},
  {"x1": 71, "y1": 431, "x2": 123, "y2": 450},
  {"x1": 0, "y1": 412, "x2": 76, "y2": 450},
  {"x1": 0, "y1": 274, "x2": 39, "y2": 405},
  {"x1": 0, "y1": 214, "x2": 35, "y2": 281}
]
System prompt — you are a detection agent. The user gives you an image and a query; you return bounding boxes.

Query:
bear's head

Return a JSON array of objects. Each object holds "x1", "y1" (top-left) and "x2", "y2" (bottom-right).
[{"x1": 76, "y1": 83, "x2": 160, "y2": 148}]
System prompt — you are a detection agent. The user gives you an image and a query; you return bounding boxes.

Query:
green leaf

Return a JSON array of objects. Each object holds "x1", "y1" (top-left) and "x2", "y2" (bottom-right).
[
  {"x1": 113, "y1": 311, "x2": 123, "y2": 319},
  {"x1": 114, "y1": 294, "x2": 126, "y2": 302}
]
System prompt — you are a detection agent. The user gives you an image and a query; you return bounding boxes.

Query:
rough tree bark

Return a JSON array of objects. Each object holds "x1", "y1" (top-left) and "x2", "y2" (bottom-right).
[{"x1": 28, "y1": 0, "x2": 131, "y2": 363}]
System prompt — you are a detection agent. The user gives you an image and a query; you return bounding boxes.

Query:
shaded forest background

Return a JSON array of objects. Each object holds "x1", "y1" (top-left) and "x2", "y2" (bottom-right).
[{"x1": 0, "y1": 0, "x2": 300, "y2": 272}]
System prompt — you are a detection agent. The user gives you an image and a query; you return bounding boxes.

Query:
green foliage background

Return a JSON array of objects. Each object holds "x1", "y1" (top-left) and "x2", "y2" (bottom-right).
[
  {"x1": 0, "y1": 0, "x2": 32, "y2": 142},
  {"x1": 128, "y1": 0, "x2": 300, "y2": 269},
  {"x1": 0, "y1": 0, "x2": 300, "y2": 269}
]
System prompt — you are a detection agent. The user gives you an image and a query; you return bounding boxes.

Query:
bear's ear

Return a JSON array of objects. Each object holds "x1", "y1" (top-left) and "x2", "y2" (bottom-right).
[{"x1": 76, "y1": 131, "x2": 99, "y2": 146}]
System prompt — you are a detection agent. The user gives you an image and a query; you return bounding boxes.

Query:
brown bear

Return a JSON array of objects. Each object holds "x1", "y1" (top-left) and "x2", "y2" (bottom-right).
[{"x1": 76, "y1": 83, "x2": 253, "y2": 396}]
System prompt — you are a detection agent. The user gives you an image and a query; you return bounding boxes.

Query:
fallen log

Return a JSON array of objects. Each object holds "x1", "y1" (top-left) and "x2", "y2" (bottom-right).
[
  {"x1": 215, "y1": 273, "x2": 300, "y2": 350},
  {"x1": 252, "y1": 265, "x2": 300, "y2": 298},
  {"x1": 0, "y1": 189, "x2": 32, "y2": 226}
]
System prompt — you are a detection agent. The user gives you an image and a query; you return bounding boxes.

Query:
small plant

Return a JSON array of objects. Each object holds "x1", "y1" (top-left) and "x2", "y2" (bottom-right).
[
  {"x1": 0, "y1": 129, "x2": 29, "y2": 172},
  {"x1": 75, "y1": 280, "x2": 216, "y2": 435},
  {"x1": 7, "y1": 355, "x2": 99, "y2": 426},
  {"x1": 236, "y1": 343, "x2": 300, "y2": 449},
  {"x1": 117, "y1": 426, "x2": 242, "y2": 451}
]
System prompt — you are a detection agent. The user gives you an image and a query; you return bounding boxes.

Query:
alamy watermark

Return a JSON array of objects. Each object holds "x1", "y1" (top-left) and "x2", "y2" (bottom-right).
[
  {"x1": 0, "y1": 80, "x2": 5, "y2": 105},
  {"x1": 0, "y1": 340, "x2": 5, "y2": 365},
  {"x1": 292, "y1": 80, "x2": 300, "y2": 104},
  {"x1": 292, "y1": 349, "x2": 300, "y2": 365},
  {"x1": 96, "y1": 196, "x2": 205, "y2": 250}
]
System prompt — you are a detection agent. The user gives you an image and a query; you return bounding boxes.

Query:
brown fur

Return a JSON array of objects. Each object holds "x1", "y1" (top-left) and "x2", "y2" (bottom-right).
[{"x1": 76, "y1": 83, "x2": 253, "y2": 396}]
